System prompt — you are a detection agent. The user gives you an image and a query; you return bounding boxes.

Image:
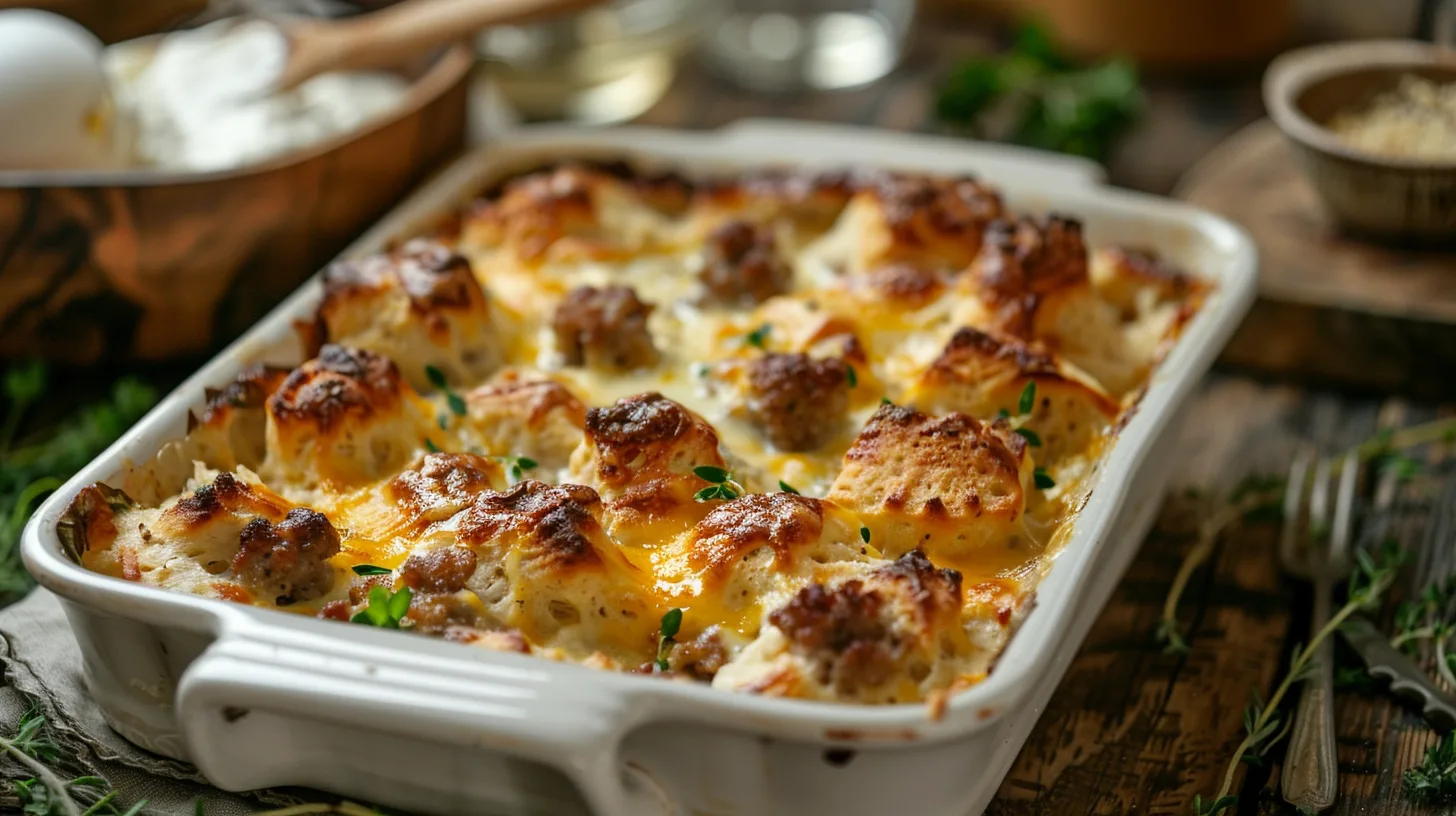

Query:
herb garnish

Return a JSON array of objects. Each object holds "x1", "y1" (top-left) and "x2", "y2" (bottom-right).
[
  {"x1": 351, "y1": 564, "x2": 392, "y2": 576},
  {"x1": 1033, "y1": 468, "x2": 1055, "y2": 490},
  {"x1": 1405, "y1": 731, "x2": 1456, "y2": 804},
  {"x1": 778, "y1": 479, "x2": 800, "y2": 495},
  {"x1": 1392, "y1": 575, "x2": 1456, "y2": 689},
  {"x1": 656, "y1": 608, "x2": 683, "y2": 671},
  {"x1": 351, "y1": 585, "x2": 412, "y2": 629},
  {"x1": 1000, "y1": 381, "x2": 1044, "y2": 450},
  {"x1": 424, "y1": 438, "x2": 440, "y2": 453},
  {"x1": 1017, "y1": 381, "x2": 1037, "y2": 415},
  {"x1": 935, "y1": 24, "x2": 1142, "y2": 161},
  {"x1": 0, "y1": 363, "x2": 155, "y2": 597},
  {"x1": 859, "y1": 526, "x2": 871, "y2": 544},
  {"x1": 424, "y1": 365, "x2": 468, "y2": 418},
  {"x1": 743, "y1": 324, "x2": 770, "y2": 349},
  {"x1": 845, "y1": 364, "x2": 858, "y2": 388},
  {"x1": 1, "y1": 708, "x2": 148, "y2": 815},
  {"x1": 498, "y1": 455, "x2": 539, "y2": 485},
  {"x1": 1189, "y1": 539, "x2": 1404, "y2": 813},
  {"x1": 693, "y1": 466, "x2": 744, "y2": 502}
]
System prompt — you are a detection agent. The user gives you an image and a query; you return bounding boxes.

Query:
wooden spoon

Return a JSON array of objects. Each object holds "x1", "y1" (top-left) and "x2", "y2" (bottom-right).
[{"x1": 272, "y1": 0, "x2": 604, "y2": 91}]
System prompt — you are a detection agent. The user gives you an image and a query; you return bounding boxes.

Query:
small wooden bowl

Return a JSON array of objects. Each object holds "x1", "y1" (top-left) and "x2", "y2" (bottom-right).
[
  {"x1": 1263, "y1": 39, "x2": 1456, "y2": 244},
  {"x1": 0, "y1": 42, "x2": 471, "y2": 364}
]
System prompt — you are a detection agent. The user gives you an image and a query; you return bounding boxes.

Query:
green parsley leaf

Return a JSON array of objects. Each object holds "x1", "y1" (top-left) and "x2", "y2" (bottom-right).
[
  {"x1": 1018, "y1": 381, "x2": 1037, "y2": 416},
  {"x1": 437, "y1": 414, "x2": 450, "y2": 431},
  {"x1": 845, "y1": 364, "x2": 858, "y2": 388},
  {"x1": 517, "y1": 456, "x2": 539, "y2": 471},
  {"x1": 424, "y1": 438, "x2": 440, "y2": 453},
  {"x1": 880, "y1": 397, "x2": 892, "y2": 405},
  {"x1": 447, "y1": 392, "x2": 468, "y2": 417},
  {"x1": 351, "y1": 585, "x2": 412, "y2": 629},
  {"x1": 778, "y1": 479, "x2": 800, "y2": 495},
  {"x1": 744, "y1": 324, "x2": 770, "y2": 349},
  {"x1": 660, "y1": 607, "x2": 683, "y2": 639},
  {"x1": 424, "y1": 365, "x2": 448, "y2": 390},
  {"x1": 860, "y1": 526, "x2": 871, "y2": 544},
  {"x1": 656, "y1": 608, "x2": 684, "y2": 671},
  {"x1": 1014, "y1": 427, "x2": 1042, "y2": 447},
  {"x1": 693, "y1": 465, "x2": 731, "y2": 483},
  {"x1": 694, "y1": 484, "x2": 739, "y2": 502},
  {"x1": 351, "y1": 564, "x2": 392, "y2": 576},
  {"x1": 1034, "y1": 468, "x2": 1056, "y2": 490}
]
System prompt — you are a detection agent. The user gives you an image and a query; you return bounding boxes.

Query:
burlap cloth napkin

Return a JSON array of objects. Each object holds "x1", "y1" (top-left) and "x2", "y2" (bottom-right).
[{"x1": 0, "y1": 589, "x2": 307, "y2": 815}]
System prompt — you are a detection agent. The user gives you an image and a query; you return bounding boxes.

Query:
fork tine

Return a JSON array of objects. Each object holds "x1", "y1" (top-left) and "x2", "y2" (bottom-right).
[
  {"x1": 1308, "y1": 455, "x2": 1333, "y2": 543},
  {"x1": 1330, "y1": 451, "x2": 1359, "y2": 568},
  {"x1": 1281, "y1": 449, "x2": 1314, "y2": 569}
]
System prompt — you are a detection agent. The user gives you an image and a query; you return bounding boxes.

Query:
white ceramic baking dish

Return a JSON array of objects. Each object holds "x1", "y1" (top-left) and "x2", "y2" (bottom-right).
[{"x1": 22, "y1": 120, "x2": 1257, "y2": 816}]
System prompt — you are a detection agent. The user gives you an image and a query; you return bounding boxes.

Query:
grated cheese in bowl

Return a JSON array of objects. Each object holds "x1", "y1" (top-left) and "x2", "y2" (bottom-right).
[{"x1": 1325, "y1": 74, "x2": 1456, "y2": 162}]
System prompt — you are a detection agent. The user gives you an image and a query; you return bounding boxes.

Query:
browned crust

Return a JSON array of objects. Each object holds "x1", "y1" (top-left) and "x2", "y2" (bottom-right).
[
  {"x1": 873, "y1": 549, "x2": 963, "y2": 619},
  {"x1": 458, "y1": 480, "x2": 607, "y2": 569},
  {"x1": 171, "y1": 472, "x2": 289, "y2": 530},
  {"x1": 687, "y1": 493, "x2": 825, "y2": 581},
  {"x1": 923, "y1": 327, "x2": 1120, "y2": 418},
  {"x1": 268, "y1": 345, "x2": 405, "y2": 433},
  {"x1": 196, "y1": 365, "x2": 291, "y2": 429},
  {"x1": 388, "y1": 452, "x2": 502, "y2": 528},
  {"x1": 855, "y1": 263, "x2": 947, "y2": 307},
  {"x1": 583, "y1": 393, "x2": 709, "y2": 487},
  {"x1": 848, "y1": 403, "x2": 1027, "y2": 478},
  {"x1": 865, "y1": 172, "x2": 1005, "y2": 255},
  {"x1": 466, "y1": 375, "x2": 587, "y2": 430},
  {"x1": 972, "y1": 215, "x2": 1089, "y2": 338}
]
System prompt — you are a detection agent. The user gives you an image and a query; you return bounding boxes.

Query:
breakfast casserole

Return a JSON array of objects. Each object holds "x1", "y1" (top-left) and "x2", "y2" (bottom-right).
[{"x1": 60, "y1": 162, "x2": 1207, "y2": 706}]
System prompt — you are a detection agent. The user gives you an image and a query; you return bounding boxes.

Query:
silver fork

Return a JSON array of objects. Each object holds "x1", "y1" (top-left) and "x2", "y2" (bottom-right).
[{"x1": 1278, "y1": 448, "x2": 1359, "y2": 812}]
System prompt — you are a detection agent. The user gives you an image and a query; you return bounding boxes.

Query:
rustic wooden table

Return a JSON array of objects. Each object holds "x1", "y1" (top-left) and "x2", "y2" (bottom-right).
[{"x1": 625, "y1": 19, "x2": 1456, "y2": 816}]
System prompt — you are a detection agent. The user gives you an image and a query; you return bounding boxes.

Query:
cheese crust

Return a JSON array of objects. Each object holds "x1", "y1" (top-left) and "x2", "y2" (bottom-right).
[{"x1": 65, "y1": 162, "x2": 1207, "y2": 705}]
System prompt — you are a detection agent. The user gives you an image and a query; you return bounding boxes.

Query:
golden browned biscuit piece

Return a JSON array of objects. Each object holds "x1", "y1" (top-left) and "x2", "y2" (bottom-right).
[
  {"x1": 909, "y1": 327, "x2": 1118, "y2": 462},
  {"x1": 827, "y1": 403, "x2": 1032, "y2": 562},
  {"x1": 314, "y1": 239, "x2": 499, "y2": 391},
  {"x1": 264, "y1": 345, "x2": 428, "y2": 487},
  {"x1": 570, "y1": 392, "x2": 728, "y2": 545},
  {"x1": 461, "y1": 372, "x2": 587, "y2": 472},
  {"x1": 452, "y1": 480, "x2": 658, "y2": 665}
]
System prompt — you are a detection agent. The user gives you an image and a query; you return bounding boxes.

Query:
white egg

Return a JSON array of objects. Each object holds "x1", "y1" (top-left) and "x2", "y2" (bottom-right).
[{"x1": 0, "y1": 9, "x2": 119, "y2": 170}]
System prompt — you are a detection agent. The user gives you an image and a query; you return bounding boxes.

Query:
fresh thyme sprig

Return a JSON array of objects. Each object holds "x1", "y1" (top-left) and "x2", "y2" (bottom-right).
[
  {"x1": 1405, "y1": 731, "x2": 1456, "y2": 804},
  {"x1": 1392, "y1": 575, "x2": 1456, "y2": 690},
  {"x1": 0, "y1": 363, "x2": 156, "y2": 597},
  {"x1": 656, "y1": 608, "x2": 683, "y2": 671},
  {"x1": 1156, "y1": 417, "x2": 1456, "y2": 656},
  {"x1": 692, "y1": 466, "x2": 744, "y2": 502},
  {"x1": 1, "y1": 709, "x2": 147, "y2": 816},
  {"x1": 423, "y1": 365, "x2": 468, "y2": 426},
  {"x1": 497, "y1": 455, "x2": 538, "y2": 485},
  {"x1": 743, "y1": 324, "x2": 770, "y2": 350},
  {"x1": 1192, "y1": 540, "x2": 1404, "y2": 814}
]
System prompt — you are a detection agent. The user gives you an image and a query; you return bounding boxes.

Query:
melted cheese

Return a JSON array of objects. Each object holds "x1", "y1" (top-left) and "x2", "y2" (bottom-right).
[{"x1": 74, "y1": 165, "x2": 1208, "y2": 705}]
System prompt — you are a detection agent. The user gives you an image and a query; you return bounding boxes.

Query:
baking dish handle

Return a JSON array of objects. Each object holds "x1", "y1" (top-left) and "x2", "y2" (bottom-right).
[{"x1": 176, "y1": 619, "x2": 645, "y2": 815}]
